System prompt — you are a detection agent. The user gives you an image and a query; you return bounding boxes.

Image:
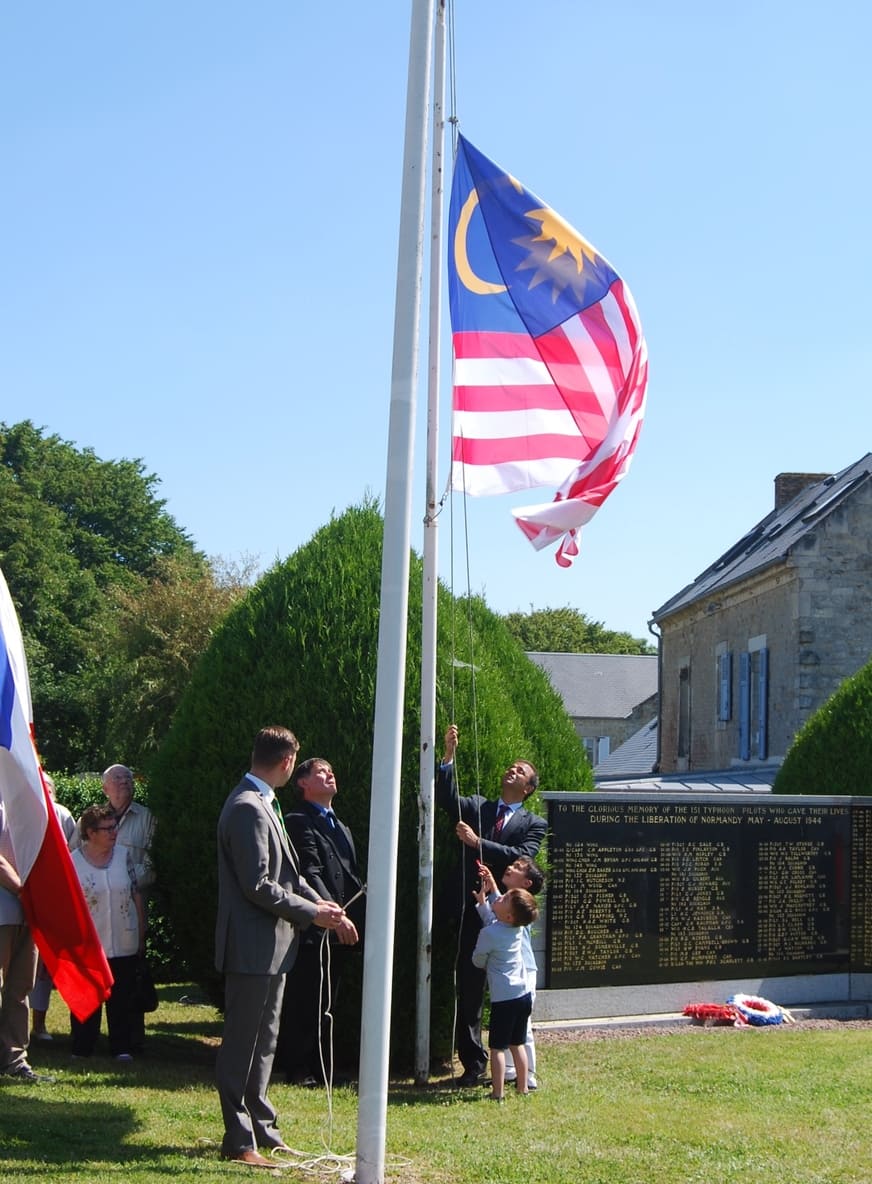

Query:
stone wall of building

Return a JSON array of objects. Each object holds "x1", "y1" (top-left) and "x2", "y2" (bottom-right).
[
  {"x1": 657, "y1": 480, "x2": 872, "y2": 773},
  {"x1": 572, "y1": 692, "x2": 659, "y2": 762},
  {"x1": 657, "y1": 566, "x2": 797, "y2": 771},
  {"x1": 791, "y1": 480, "x2": 872, "y2": 715}
]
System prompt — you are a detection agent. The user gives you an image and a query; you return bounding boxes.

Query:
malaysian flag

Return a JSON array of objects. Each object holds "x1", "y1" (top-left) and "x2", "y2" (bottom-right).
[
  {"x1": 448, "y1": 136, "x2": 648, "y2": 566},
  {"x1": 0, "y1": 567, "x2": 113, "y2": 1021}
]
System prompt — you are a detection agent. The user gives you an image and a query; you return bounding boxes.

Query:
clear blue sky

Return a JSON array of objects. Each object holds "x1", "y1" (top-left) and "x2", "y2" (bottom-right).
[{"x1": 3, "y1": 1, "x2": 870, "y2": 642}]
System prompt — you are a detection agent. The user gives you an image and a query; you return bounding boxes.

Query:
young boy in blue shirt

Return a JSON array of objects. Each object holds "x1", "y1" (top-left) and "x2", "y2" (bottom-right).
[
  {"x1": 476, "y1": 857, "x2": 544, "y2": 1089},
  {"x1": 471, "y1": 884, "x2": 539, "y2": 1100}
]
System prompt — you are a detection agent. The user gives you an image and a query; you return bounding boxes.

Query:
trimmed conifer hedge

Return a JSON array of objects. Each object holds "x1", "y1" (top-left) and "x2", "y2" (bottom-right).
[
  {"x1": 148, "y1": 501, "x2": 590, "y2": 1065},
  {"x1": 773, "y1": 659, "x2": 872, "y2": 796}
]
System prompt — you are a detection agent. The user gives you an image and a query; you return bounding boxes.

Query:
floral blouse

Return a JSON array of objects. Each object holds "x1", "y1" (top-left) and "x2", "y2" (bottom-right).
[{"x1": 72, "y1": 846, "x2": 140, "y2": 958}]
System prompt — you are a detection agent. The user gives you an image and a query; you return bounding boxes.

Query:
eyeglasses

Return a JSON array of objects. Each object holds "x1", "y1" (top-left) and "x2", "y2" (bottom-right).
[{"x1": 95, "y1": 824, "x2": 118, "y2": 832}]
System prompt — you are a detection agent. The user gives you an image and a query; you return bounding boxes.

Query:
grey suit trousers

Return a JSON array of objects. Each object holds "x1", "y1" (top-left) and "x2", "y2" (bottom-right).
[{"x1": 216, "y1": 971, "x2": 286, "y2": 1155}]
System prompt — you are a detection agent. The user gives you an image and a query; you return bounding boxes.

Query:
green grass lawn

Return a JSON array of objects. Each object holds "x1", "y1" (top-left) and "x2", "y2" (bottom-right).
[{"x1": 1, "y1": 985, "x2": 870, "y2": 1183}]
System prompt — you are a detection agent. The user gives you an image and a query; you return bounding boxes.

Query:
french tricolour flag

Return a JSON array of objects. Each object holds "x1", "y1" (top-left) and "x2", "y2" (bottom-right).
[{"x1": 0, "y1": 567, "x2": 112, "y2": 1021}]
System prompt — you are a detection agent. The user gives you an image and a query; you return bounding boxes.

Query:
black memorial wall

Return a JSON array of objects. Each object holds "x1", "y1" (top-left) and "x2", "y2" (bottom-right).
[{"x1": 546, "y1": 796, "x2": 872, "y2": 989}]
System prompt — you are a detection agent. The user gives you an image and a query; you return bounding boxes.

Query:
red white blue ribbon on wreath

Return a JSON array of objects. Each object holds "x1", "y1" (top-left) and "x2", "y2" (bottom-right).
[
  {"x1": 683, "y1": 995, "x2": 795, "y2": 1027},
  {"x1": 727, "y1": 994, "x2": 791, "y2": 1026}
]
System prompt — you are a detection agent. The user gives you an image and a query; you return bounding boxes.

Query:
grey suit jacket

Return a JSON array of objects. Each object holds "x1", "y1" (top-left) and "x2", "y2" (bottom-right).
[{"x1": 215, "y1": 777, "x2": 320, "y2": 976}]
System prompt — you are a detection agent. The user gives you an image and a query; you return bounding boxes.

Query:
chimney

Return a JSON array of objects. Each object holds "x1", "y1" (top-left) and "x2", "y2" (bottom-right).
[{"x1": 774, "y1": 472, "x2": 829, "y2": 510}]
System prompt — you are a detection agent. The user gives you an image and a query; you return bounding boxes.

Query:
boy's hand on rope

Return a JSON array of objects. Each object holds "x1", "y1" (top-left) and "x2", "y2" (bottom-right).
[
  {"x1": 477, "y1": 862, "x2": 497, "y2": 895},
  {"x1": 455, "y1": 820, "x2": 479, "y2": 848}
]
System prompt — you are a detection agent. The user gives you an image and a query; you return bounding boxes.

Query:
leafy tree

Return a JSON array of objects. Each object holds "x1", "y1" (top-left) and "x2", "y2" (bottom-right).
[
  {"x1": 774, "y1": 661, "x2": 872, "y2": 796},
  {"x1": 503, "y1": 604, "x2": 655, "y2": 654},
  {"x1": 99, "y1": 552, "x2": 257, "y2": 767},
  {"x1": 149, "y1": 501, "x2": 590, "y2": 1065},
  {"x1": 0, "y1": 420, "x2": 205, "y2": 769}
]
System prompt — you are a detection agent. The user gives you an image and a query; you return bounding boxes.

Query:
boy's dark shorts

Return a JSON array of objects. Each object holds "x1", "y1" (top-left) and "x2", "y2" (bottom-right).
[{"x1": 488, "y1": 992, "x2": 532, "y2": 1051}]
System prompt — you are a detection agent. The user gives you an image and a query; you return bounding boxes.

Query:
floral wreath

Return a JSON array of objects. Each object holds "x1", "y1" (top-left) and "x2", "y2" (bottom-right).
[
  {"x1": 683, "y1": 1002, "x2": 739, "y2": 1025},
  {"x1": 727, "y1": 993, "x2": 790, "y2": 1026},
  {"x1": 683, "y1": 995, "x2": 795, "y2": 1027}
]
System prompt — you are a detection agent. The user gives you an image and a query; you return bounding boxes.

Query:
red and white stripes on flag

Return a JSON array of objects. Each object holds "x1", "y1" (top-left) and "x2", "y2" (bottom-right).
[
  {"x1": 0, "y1": 567, "x2": 113, "y2": 1021},
  {"x1": 448, "y1": 137, "x2": 648, "y2": 566},
  {"x1": 511, "y1": 280, "x2": 648, "y2": 567}
]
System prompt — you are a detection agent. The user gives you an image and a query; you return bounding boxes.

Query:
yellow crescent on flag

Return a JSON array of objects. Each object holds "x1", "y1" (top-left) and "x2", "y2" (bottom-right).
[{"x1": 453, "y1": 190, "x2": 506, "y2": 296}]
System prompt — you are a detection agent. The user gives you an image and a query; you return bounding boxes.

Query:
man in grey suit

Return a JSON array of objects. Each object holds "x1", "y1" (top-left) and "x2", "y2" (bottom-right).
[{"x1": 215, "y1": 726, "x2": 351, "y2": 1169}]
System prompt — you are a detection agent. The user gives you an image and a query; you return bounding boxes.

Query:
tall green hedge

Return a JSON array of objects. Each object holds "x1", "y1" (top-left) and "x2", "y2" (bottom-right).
[
  {"x1": 148, "y1": 502, "x2": 590, "y2": 1065},
  {"x1": 774, "y1": 659, "x2": 872, "y2": 795}
]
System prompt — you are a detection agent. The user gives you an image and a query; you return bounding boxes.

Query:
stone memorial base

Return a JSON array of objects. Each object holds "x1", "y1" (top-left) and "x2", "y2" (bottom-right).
[{"x1": 534, "y1": 971, "x2": 872, "y2": 1023}]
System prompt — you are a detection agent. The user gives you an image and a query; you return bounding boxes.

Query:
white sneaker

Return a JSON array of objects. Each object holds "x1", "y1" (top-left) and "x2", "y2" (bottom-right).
[
  {"x1": 504, "y1": 1072, "x2": 517, "y2": 1083},
  {"x1": 528, "y1": 1074, "x2": 538, "y2": 1090}
]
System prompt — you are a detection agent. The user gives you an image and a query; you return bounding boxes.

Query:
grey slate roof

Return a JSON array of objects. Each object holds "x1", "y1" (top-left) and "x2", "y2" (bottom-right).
[
  {"x1": 526, "y1": 652, "x2": 657, "y2": 719},
  {"x1": 651, "y1": 454, "x2": 872, "y2": 622},
  {"x1": 594, "y1": 718, "x2": 658, "y2": 778},
  {"x1": 593, "y1": 765, "x2": 779, "y2": 794}
]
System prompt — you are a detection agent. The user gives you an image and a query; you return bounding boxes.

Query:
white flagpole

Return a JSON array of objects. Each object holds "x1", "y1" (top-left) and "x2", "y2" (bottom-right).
[
  {"x1": 414, "y1": 0, "x2": 446, "y2": 1087},
  {"x1": 355, "y1": 0, "x2": 435, "y2": 1180}
]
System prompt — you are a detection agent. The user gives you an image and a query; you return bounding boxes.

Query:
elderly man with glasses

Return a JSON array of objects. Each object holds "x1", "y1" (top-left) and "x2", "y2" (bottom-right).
[{"x1": 71, "y1": 765, "x2": 156, "y2": 893}]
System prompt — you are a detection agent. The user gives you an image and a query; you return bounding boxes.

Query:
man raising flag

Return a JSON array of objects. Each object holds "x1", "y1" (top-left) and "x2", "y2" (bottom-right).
[{"x1": 0, "y1": 565, "x2": 112, "y2": 1078}]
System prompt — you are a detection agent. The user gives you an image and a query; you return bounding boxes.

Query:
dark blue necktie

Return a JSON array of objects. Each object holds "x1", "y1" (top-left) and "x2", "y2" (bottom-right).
[{"x1": 326, "y1": 811, "x2": 351, "y2": 856}]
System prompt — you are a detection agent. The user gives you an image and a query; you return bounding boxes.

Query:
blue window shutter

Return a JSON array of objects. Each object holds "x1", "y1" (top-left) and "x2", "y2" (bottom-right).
[
  {"x1": 756, "y1": 647, "x2": 769, "y2": 759},
  {"x1": 718, "y1": 652, "x2": 732, "y2": 721},
  {"x1": 738, "y1": 652, "x2": 751, "y2": 760}
]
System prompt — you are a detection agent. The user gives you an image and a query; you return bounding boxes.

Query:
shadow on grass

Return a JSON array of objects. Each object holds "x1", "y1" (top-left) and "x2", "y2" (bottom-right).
[
  {"x1": 386, "y1": 1078, "x2": 504, "y2": 1107},
  {"x1": 148, "y1": 1017, "x2": 221, "y2": 1040},
  {"x1": 26, "y1": 993, "x2": 221, "y2": 1093},
  {"x1": 25, "y1": 980, "x2": 225, "y2": 1089},
  {"x1": 29, "y1": 1034, "x2": 219, "y2": 1091},
  {"x1": 0, "y1": 1093, "x2": 152, "y2": 1170}
]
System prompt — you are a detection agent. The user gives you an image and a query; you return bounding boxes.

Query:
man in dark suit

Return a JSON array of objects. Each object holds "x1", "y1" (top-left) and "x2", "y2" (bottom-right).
[
  {"x1": 215, "y1": 727, "x2": 352, "y2": 1168},
  {"x1": 275, "y1": 757, "x2": 363, "y2": 1086},
  {"x1": 436, "y1": 723, "x2": 546, "y2": 1087}
]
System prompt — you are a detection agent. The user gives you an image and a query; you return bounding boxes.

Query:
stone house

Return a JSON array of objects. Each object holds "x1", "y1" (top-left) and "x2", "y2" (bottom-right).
[
  {"x1": 650, "y1": 456, "x2": 872, "y2": 773},
  {"x1": 592, "y1": 716, "x2": 658, "y2": 780},
  {"x1": 525, "y1": 651, "x2": 657, "y2": 765}
]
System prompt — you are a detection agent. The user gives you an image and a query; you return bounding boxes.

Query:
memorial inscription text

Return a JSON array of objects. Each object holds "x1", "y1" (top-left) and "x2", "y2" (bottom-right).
[{"x1": 546, "y1": 797, "x2": 869, "y2": 989}]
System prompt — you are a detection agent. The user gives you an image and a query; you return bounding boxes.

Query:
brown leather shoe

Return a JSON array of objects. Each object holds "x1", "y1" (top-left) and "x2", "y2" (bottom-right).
[{"x1": 220, "y1": 1148, "x2": 276, "y2": 1168}]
